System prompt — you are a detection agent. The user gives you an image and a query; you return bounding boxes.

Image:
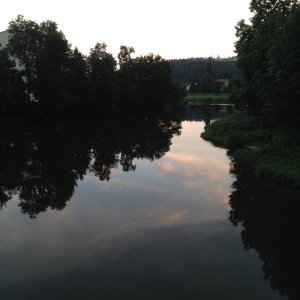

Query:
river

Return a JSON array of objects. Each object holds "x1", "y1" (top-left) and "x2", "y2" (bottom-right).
[{"x1": 0, "y1": 107, "x2": 298, "y2": 299}]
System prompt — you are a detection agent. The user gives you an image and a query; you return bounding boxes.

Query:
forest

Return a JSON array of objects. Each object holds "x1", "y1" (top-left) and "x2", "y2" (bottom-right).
[
  {"x1": 0, "y1": 16, "x2": 184, "y2": 118},
  {"x1": 168, "y1": 57, "x2": 240, "y2": 83}
]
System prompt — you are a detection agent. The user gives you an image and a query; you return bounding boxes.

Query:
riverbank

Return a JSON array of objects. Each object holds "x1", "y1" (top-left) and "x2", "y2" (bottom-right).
[
  {"x1": 185, "y1": 93, "x2": 230, "y2": 105},
  {"x1": 201, "y1": 113, "x2": 300, "y2": 187}
]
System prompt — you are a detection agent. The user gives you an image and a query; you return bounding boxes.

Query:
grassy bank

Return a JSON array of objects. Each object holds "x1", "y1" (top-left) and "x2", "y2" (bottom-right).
[
  {"x1": 201, "y1": 113, "x2": 300, "y2": 187},
  {"x1": 185, "y1": 93, "x2": 230, "y2": 105}
]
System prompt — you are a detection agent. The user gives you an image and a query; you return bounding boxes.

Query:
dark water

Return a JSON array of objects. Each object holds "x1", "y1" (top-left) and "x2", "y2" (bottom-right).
[{"x1": 0, "y1": 108, "x2": 299, "y2": 300}]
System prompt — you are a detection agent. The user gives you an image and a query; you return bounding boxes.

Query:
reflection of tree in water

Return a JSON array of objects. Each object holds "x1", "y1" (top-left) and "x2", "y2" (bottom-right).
[
  {"x1": 228, "y1": 161, "x2": 300, "y2": 300},
  {"x1": 185, "y1": 104, "x2": 233, "y2": 123},
  {"x1": 0, "y1": 115, "x2": 181, "y2": 217}
]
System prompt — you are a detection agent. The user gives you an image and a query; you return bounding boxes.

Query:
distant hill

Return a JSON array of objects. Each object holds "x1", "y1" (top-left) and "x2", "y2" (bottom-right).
[{"x1": 168, "y1": 57, "x2": 240, "y2": 83}]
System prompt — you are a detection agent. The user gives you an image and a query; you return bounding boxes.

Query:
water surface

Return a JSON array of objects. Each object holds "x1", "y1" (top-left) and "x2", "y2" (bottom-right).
[{"x1": 0, "y1": 109, "x2": 297, "y2": 299}]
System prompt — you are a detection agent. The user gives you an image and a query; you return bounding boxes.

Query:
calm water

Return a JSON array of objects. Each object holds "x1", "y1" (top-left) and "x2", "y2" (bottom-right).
[{"x1": 0, "y1": 108, "x2": 299, "y2": 300}]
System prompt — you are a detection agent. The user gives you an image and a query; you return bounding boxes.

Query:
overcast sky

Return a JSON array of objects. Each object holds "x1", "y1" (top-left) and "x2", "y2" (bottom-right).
[{"x1": 1, "y1": 0, "x2": 252, "y2": 59}]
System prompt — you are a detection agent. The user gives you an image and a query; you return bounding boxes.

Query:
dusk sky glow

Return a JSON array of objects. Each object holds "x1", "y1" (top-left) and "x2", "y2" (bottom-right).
[{"x1": 1, "y1": 0, "x2": 252, "y2": 59}]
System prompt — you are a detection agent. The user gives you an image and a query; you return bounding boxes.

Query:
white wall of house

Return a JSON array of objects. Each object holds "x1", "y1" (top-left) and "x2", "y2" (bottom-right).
[{"x1": 0, "y1": 30, "x2": 9, "y2": 49}]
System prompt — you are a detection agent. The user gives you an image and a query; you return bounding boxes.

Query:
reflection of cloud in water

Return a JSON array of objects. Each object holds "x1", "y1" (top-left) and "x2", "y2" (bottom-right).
[
  {"x1": 0, "y1": 217, "x2": 279, "y2": 300},
  {"x1": 166, "y1": 209, "x2": 189, "y2": 224},
  {"x1": 0, "y1": 120, "x2": 284, "y2": 300},
  {"x1": 158, "y1": 162, "x2": 176, "y2": 173},
  {"x1": 0, "y1": 120, "x2": 231, "y2": 289},
  {"x1": 154, "y1": 151, "x2": 230, "y2": 189},
  {"x1": 165, "y1": 152, "x2": 229, "y2": 171},
  {"x1": 181, "y1": 121, "x2": 205, "y2": 132}
]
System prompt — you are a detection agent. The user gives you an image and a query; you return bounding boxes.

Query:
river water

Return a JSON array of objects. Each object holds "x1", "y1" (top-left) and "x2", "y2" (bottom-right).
[{"x1": 0, "y1": 107, "x2": 298, "y2": 299}]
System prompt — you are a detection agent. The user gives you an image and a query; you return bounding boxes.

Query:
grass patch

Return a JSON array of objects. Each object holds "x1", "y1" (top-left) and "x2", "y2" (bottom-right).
[
  {"x1": 185, "y1": 93, "x2": 230, "y2": 104},
  {"x1": 201, "y1": 113, "x2": 300, "y2": 187}
]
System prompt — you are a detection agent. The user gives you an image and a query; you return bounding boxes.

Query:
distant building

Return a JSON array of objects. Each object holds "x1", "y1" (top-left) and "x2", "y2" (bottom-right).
[
  {"x1": 215, "y1": 79, "x2": 229, "y2": 92},
  {"x1": 0, "y1": 30, "x2": 9, "y2": 49}
]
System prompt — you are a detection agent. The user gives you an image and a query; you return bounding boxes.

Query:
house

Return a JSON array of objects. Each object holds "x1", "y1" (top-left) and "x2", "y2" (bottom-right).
[
  {"x1": 215, "y1": 79, "x2": 230, "y2": 92},
  {"x1": 0, "y1": 30, "x2": 9, "y2": 49}
]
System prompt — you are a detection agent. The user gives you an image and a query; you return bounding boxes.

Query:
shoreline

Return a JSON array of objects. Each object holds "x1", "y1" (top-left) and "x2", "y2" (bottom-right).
[{"x1": 201, "y1": 113, "x2": 300, "y2": 187}]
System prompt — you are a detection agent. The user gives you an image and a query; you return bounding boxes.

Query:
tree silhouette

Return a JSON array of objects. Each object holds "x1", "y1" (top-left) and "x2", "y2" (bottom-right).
[
  {"x1": 228, "y1": 160, "x2": 300, "y2": 299},
  {"x1": 0, "y1": 113, "x2": 182, "y2": 217}
]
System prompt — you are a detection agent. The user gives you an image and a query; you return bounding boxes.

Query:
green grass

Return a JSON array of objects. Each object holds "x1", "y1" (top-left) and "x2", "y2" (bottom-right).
[
  {"x1": 185, "y1": 93, "x2": 231, "y2": 104},
  {"x1": 201, "y1": 113, "x2": 300, "y2": 187}
]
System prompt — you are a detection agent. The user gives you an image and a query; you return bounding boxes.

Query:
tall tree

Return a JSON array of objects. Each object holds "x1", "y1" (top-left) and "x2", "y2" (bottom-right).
[
  {"x1": 233, "y1": 0, "x2": 300, "y2": 127},
  {"x1": 7, "y1": 15, "x2": 87, "y2": 112},
  {"x1": 250, "y1": 0, "x2": 298, "y2": 24},
  {"x1": 87, "y1": 42, "x2": 118, "y2": 112},
  {"x1": 118, "y1": 45, "x2": 135, "y2": 69},
  {"x1": 266, "y1": 5, "x2": 300, "y2": 128},
  {"x1": 117, "y1": 50, "x2": 183, "y2": 112}
]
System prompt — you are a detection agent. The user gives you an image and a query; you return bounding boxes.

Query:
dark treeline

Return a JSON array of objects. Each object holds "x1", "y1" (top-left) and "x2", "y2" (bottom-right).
[
  {"x1": 168, "y1": 57, "x2": 240, "y2": 83},
  {"x1": 0, "y1": 16, "x2": 184, "y2": 118},
  {"x1": 232, "y1": 0, "x2": 300, "y2": 130},
  {"x1": 0, "y1": 114, "x2": 182, "y2": 218}
]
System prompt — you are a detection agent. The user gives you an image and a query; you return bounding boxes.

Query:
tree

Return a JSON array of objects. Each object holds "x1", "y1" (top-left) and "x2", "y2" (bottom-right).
[
  {"x1": 86, "y1": 42, "x2": 118, "y2": 112},
  {"x1": 266, "y1": 5, "x2": 300, "y2": 128},
  {"x1": 250, "y1": 0, "x2": 298, "y2": 25},
  {"x1": 65, "y1": 47, "x2": 88, "y2": 106},
  {"x1": 131, "y1": 54, "x2": 173, "y2": 111},
  {"x1": 199, "y1": 71, "x2": 214, "y2": 93},
  {"x1": 3, "y1": 16, "x2": 184, "y2": 116},
  {"x1": 7, "y1": 15, "x2": 87, "y2": 112},
  {"x1": 118, "y1": 45, "x2": 135, "y2": 69},
  {"x1": 0, "y1": 47, "x2": 26, "y2": 112},
  {"x1": 117, "y1": 50, "x2": 184, "y2": 112},
  {"x1": 234, "y1": 0, "x2": 300, "y2": 127}
]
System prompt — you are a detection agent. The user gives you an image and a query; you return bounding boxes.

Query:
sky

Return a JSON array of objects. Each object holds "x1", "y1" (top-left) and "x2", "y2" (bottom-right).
[{"x1": 0, "y1": 0, "x2": 252, "y2": 59}]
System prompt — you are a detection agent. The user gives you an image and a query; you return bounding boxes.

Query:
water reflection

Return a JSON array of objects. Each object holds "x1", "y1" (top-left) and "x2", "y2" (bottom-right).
[
  {"x1": 0, "y1": 107, "x2": 295, "y2": 300},
  {"x1": 0, "y1": 115, "x2": 181, "y2": 217},
  {"x1": 185, "y1": 104, "x2": 233, "y2": 124},
  {"x1": 229, "y1": 161, "x2": 300, "y2": 300}
]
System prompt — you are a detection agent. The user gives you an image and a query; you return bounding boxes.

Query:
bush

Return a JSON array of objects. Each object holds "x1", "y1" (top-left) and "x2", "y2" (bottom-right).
[{"x1": 202, "y1": 113, "x2": 300, "y2": 187}]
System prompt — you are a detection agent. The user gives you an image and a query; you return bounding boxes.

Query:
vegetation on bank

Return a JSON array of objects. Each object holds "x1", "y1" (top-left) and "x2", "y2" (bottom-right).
[
  {"x1": 202, "y1": 113, "x2": 300, "y2": 187},
  {"x1": 202, "y1": 0, "x2": 300, "y2": 187},
  {"x1": 0, "y1": 16, "x2": 184, "y2": 118},
  {"x1": 185, "y1": 93, "x2": 230, "y2": 105},
  {"x1": 232, "y1": 0, "x2": 300, "y2": 130}
]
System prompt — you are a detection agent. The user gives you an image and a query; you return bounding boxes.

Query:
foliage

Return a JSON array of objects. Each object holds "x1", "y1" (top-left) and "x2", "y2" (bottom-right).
[
  {"x1": 7, "y1": 15, "x2": 89, "y2": 113},
  {"x1": 234, "y1": 0, "x2": 300, "y2": 129},
  {"x1": 3, "y1": 16, "x2": 184, "y2": 117},
  {"x1": 0, "y1": 47, "x2": 27, "y2": 112},
  {"x1": 86, "y1": 43, "x2": 118, "y2": 113},
  {"x1": 202, "y1": 113, "x2": 262, "y2": 148},
  {"x1": 117, "y1": 51, "x2": 184, "y2": 113},
  {"x1": 202, "y1": 113, "x2": 300, "y2": 187},
  {"x1": 168, "y1": 57, "x2": 240, "y2": 83},
  {"x1": 204, "y1": 0, "x2": 300, "y2": 187}
]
